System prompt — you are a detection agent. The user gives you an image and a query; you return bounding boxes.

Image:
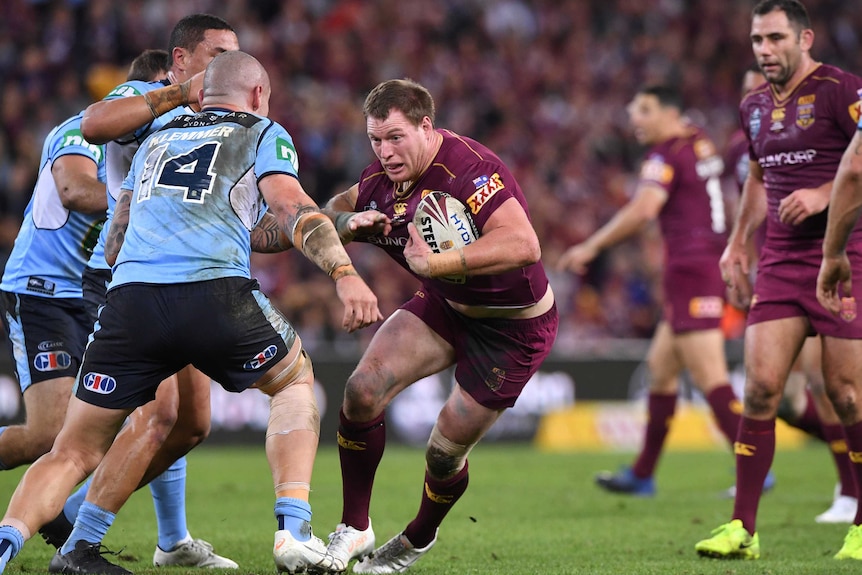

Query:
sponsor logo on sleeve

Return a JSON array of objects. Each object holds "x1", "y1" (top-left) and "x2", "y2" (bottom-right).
[
  {"x1": 275, "y1": 137, "x2": 299, "y2": 172},
  {"x1": 82, "y1": 372, "x2": 117, "y2": 394},
  {"x1": 850, "y1": 99, "x2": 862, "y2": 125},
  {"x1": 693, "y1": 139, "x2": 717, "y2": 159},
  {"x1": 33, "y1": 351, "x2": 72, "y2": 372},
  {"x1": 466, "y1": 173, "x2": 505, "y2": 214},
  {"x1": 106, "y1": 84, "x2": 143, "y2": 98},
  {"x1": 640, "y1": 158, "x2": 674, "y2": 185},
  {"x1": 59, "y1": 129, "x2": 103, "y2": 162},
  {"x1": 243, "y1": 344, "x2": 279, "y2": 370}
]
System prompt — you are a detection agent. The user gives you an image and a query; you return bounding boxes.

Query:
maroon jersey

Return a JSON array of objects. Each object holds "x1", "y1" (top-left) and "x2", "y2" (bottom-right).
[
  {"x1": 725, "y1": 128, "x2": 751, "y2": 192},
  {"x1": 354, "y1": 129, "x2": 548, "y2": 308},
  {"x1": 639, "y1": 126, "x2": 728, "y2": 265},
  {"x1": 740, "y1": 63, "x2": 862, "y2": 251}
]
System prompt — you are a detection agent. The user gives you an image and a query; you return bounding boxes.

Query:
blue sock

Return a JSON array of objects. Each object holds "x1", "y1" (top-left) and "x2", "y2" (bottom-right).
[
  {"x1": 0, "y1": 525, "x2": 24, "y2": 573},
  {"x1": 64, "y1": 477, "x2": 93, "y2": 523},
  {"x1": 60, "y1": 502, "x2": 115, "y2": 555},
  {"x1": 150, "y1": 457, "x2": 189, "y2": 551},
  {"x1": 0, "y1": 427, "x2": 8, "y2": 470},
  {"x1": 274, "y1": 497, "x2": 312, "y2": 542}
]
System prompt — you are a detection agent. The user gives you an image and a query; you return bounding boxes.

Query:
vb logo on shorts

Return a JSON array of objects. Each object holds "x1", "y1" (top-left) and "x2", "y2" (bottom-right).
[
  {"x1": 243, "y1": 344, "x2": 278, "y2": 370},
  {"x1": 82, "y1": 372, "x2": 117, "y2": 394},
  {"x1": 33, "y1": 351, "x2": 71, "y2": 372}
]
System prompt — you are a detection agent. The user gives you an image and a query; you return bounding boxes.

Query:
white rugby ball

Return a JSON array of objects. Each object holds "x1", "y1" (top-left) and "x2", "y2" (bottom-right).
[{"x1": 413, "y1": 191, "x2": 479, "y2": 283}]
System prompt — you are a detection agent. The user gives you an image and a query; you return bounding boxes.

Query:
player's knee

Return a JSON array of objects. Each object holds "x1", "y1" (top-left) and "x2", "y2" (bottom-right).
[
  {"x1": 426, "y1": 424, "x2": 472, "y2": 480},
  {"x1": 824, "y1": 380, "x2": 858, "y2": 423},
  {"x1": 260, "y1": 349, "x2": 320, "y2": 438},
  {"x1": 743, "y1": 378, "x2": 782, "y2": 416},
  {"x1": 344, "y1": 367, "x2": 387, "y2": 418}
]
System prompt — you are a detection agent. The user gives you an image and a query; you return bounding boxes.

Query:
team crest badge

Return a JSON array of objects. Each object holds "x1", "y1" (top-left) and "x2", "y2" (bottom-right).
[
  {"x1": 796, "y1": 103, "x2": 815, "y2": 129},
  {"x1": 484, "y1": 367, "x2": 506, "y2": 392}
]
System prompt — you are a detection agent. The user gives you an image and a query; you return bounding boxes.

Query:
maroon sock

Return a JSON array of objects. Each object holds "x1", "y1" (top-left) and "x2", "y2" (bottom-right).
[
  {"x1": 822, "y1": 423, "x2": 855, "y2": 498},
  {"x1": 792, "y1": 390, "x2": 826, "y2": 441},
  {"x1": 631, "y1": 393, "x2": 677, "y2": 479},
  {"x1": 841, "y1": 421, "x2": 862, "y2": 524},
  {"x1": 732, "y1": 417, "x2": 775, "y2": 534},
  {"x1": 404, "y1": 461, "x2": 469, "y2": 548},
  {"x1": 705, "y1": 384, "x2": 742, "y2": 446},
  {"x1": 338, "y1": 409, "x2": 386, "y2": 529}
]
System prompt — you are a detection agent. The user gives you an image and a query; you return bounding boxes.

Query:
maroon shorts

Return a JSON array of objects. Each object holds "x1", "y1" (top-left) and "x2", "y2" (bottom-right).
[
  {"x1": 662, "y1": 258, "x2": 725, "y2": 334},
  {"x1": 401, "y1": 289, "x2": 559, "y2": 410},
  {"x1": 748, "y1": 243, "x2": 862, "y2": 338}
]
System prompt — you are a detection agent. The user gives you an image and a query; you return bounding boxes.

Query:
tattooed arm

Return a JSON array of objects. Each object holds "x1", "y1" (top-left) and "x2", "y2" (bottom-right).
[
  {"x1": 105, "y1": 188, "x2": 133, "y2": 266},
  {"x1": 251, "y1": 211, "x2": 292, "y2": 253}
]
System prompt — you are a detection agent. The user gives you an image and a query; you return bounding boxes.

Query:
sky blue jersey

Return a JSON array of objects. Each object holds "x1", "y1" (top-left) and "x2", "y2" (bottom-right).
[
  {"x1": 88, "y1": 79, "x2": 193, "y2": 271},
  {"x1": 0, "y1": 113, "x2": 106, "y2": 298},
  {"x1": 111, "y1": 108, "x2": 299, "y2": 287}
]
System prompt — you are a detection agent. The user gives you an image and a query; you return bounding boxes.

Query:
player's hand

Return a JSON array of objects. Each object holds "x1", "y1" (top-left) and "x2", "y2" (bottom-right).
[
  {"x1": 778, "y1": 188, "x2": 829, "y2": 226},
  {"x1": 817, "y1": 253, "x2": 854, "y2": 316},
  {"x1": 719, "y1": 242, "x2": 753, "y2": 308},
  {"x1": 334, "y1": 274, "x2": 384, "y2": 332},
  {"x1": 557, "y1": 243, "x2": 598, "y2": 275},
  {"x1": 348, "y1": 210, "x2": 392, "y2": 237},
  {"x1": 404, "y1": 222, "x2": 433, "y2": 277}
]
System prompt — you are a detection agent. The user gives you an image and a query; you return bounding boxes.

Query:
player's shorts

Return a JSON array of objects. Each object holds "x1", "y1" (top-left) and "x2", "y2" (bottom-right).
[
  {"x1": 81, "y1": 266, "x2": 111, "y2": 326},
  {"x1": 748, "y1": 243, "x2": 862, "y2": 338},
  {"x1": 662, "y1": 257, "x2": 725, "y2": 333},
  {"x1": 76, "y1": 277, "x2": 297, "y2": 409},
  {"x1": 401, "y1": 288, "x2": 559, "y2": 410},
  {"x1": 0, "y1": 290, "x2": 91, "y2": 392}
]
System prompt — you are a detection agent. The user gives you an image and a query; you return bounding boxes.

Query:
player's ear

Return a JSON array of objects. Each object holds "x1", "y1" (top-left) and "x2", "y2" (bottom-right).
[{"x1": 799, "y1": 28, "x2": 814, "y2": 52}]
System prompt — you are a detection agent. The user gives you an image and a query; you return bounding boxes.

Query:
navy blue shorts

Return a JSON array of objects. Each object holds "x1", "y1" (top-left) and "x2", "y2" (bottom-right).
[
  {"x1": 76, "y1": 277, "x2": 297, "y2": 409},
  {"x1": 1, "y1": 290, "x2": 91, "y2": 392},
  {"x1": 81, "y1": 266, "x2": 111, "y2": 326},
  {"x1": 401, "y1": 288, "x2": 559, "y2": 410}
]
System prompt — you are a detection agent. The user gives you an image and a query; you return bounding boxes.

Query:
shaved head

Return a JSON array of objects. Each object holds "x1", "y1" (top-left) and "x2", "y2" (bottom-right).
[{"x1": 201, "y1": 50, "x2": 271, "y2": 115}]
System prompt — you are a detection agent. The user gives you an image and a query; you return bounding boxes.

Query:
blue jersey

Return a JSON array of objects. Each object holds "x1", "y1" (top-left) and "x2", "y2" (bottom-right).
[
  {"x1": 0, "y1": 114, "x2": 106, "y2": 298},
  {"x1": 111, "y1": 108, "x2": 299, "y2": 287},
  {"x1": 88, "y1": 79, "x2": 193, "y2": 271}
]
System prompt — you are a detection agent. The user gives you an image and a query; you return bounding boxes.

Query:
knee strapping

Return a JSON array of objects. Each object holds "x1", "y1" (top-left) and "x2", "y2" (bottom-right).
[
  {"x1": 257, "y1": 348, "x2": 312, "y2": 396},
  {"x1": 265, "y1": 354, "x2": 320, "y2": 438},
  {"x1": 426, "y1": 423, "x2": 475, "y2": 479}
]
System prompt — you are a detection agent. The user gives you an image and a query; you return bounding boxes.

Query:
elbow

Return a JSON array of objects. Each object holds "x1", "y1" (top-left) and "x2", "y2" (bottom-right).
[
  {"x1": 80, "y1": 113, "x2": 108, "y2": 145},
  {"x1": 517, "y1": 235, "x2": 542, "y2": 267}
]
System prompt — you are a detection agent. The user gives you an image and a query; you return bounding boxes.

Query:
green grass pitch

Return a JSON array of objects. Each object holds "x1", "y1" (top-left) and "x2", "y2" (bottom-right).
[{"x1": 0, "y1": 443, "x2": 858, "y2": 574}]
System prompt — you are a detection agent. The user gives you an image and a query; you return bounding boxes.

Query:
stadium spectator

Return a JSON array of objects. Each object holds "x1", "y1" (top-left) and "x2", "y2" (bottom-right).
[
  {"x1": 695, "y1": 0, "x2": 862, "y2": 560},
  {"x1": 319, "y1": 77, "x2": 558, "y2": 573},
  {"x1": 0, "y1": 49, "x2": 382, "y2": 575}
]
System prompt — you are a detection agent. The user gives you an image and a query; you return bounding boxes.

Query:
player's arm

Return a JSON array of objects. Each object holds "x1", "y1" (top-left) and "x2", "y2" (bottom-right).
[
  {"x1": 824, "y1": 131, "x2": 862, "y2": 259},
  {"x1": 818, "y1": 130, "x2": 862, "y2": 314},
  {"x1": 250, "y1": 211, "x2": 292, "y2": 253},
  {"x1": 105, "y1": 188, "x2": 132, "y2": 266},
  {"x1": 404, "y1": 196, "x2": 543, "y2": 278},
  {"x1": 259, "y1": 174, "x2": 383, "y2": 331},
  {"x1": 557, "y1": 184, "x2": 667, "y2": 274},
  {"x1": 725, "y1": 161, "x2": 766, "y2": 252},
  {"x1": 51, "y1": 155, "x2": 107, "y2": 214},
  {"x1": 81, "y1": 74, "x2": 201, "y2": 144},
  {"x1": 322, "y1": 184, "x2": 391, "y2": 244}
]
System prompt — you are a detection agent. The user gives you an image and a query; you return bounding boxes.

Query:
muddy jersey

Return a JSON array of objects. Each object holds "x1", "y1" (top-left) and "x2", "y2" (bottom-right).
[
  {"x1": 353, "y1": 129, "x2": 548, "y2": 308},
  {"x1": 740, "y1": 63, "x2": 862, "y2": 251},
  {"x1": 111, "y1": 109, "x2": 296, "y2": 287},
  {"x1": 639, "y1": 126, "x2": 728, "y2": 264}
]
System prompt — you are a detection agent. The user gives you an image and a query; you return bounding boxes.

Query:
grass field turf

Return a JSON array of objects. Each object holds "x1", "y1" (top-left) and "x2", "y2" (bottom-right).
[{"x1": 0, "y1": 443, "x2": 857, "y2": 574}]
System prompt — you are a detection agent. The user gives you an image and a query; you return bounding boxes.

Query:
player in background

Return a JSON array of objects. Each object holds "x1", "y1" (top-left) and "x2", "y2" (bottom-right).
[
  {"x1": 696, "y1": 0, "x2": 862, "y2": 560},
  {"x1": 728, "y1": 66, "x2": 856, "y2": 521},
  {"x1": 0, "y1": 49, "x2": 382, "y2": 575},
  {"x1": 558, "y1": 85, "x2": 753, "y2": 497},
  {"x1": 317, "y1": 78, "x2": 558, "y2": 574}
]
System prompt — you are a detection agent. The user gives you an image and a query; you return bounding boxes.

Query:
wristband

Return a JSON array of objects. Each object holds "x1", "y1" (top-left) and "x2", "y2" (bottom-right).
[
  {"x1": 330, "y1": 264, "x2": 356, "y2": 281},
  {"x1": 427, "y1": 249, "x2": 467, "y2": 278}
]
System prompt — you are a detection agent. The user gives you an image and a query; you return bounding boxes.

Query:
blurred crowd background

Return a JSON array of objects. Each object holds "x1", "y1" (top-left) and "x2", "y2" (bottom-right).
[{"x1": 1, "y1": 0, "x2": 860, "y2": 355}]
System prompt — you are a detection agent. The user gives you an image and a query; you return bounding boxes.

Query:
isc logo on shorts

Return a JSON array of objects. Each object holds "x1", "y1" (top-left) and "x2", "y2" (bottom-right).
[
  {"x1": 82, "y1": 372, "x2": 117, "y2": 394},
  {"x1": 243, "y1": 344, "x2": 278, "y2": 370},
  {"x1": 33, "y1": 351, "x2": 72, "y2": 372}
]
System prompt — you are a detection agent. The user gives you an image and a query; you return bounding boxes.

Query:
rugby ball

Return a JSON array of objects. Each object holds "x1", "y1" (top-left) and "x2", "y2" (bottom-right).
[{"x1": 413, "y1": 191, "x2": 479, "y2": 283}]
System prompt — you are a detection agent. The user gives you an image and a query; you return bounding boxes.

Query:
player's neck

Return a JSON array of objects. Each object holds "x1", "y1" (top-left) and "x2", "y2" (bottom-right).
[
  {"x1": 771, "y1": 58, "x2": 819, "y2": 100},
  {"x1": 167, "y1": 69, "x2": 188, "y2": 85},
  {"x1": 655, "y1": 121, "x2": 690, "y2": 144}
]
